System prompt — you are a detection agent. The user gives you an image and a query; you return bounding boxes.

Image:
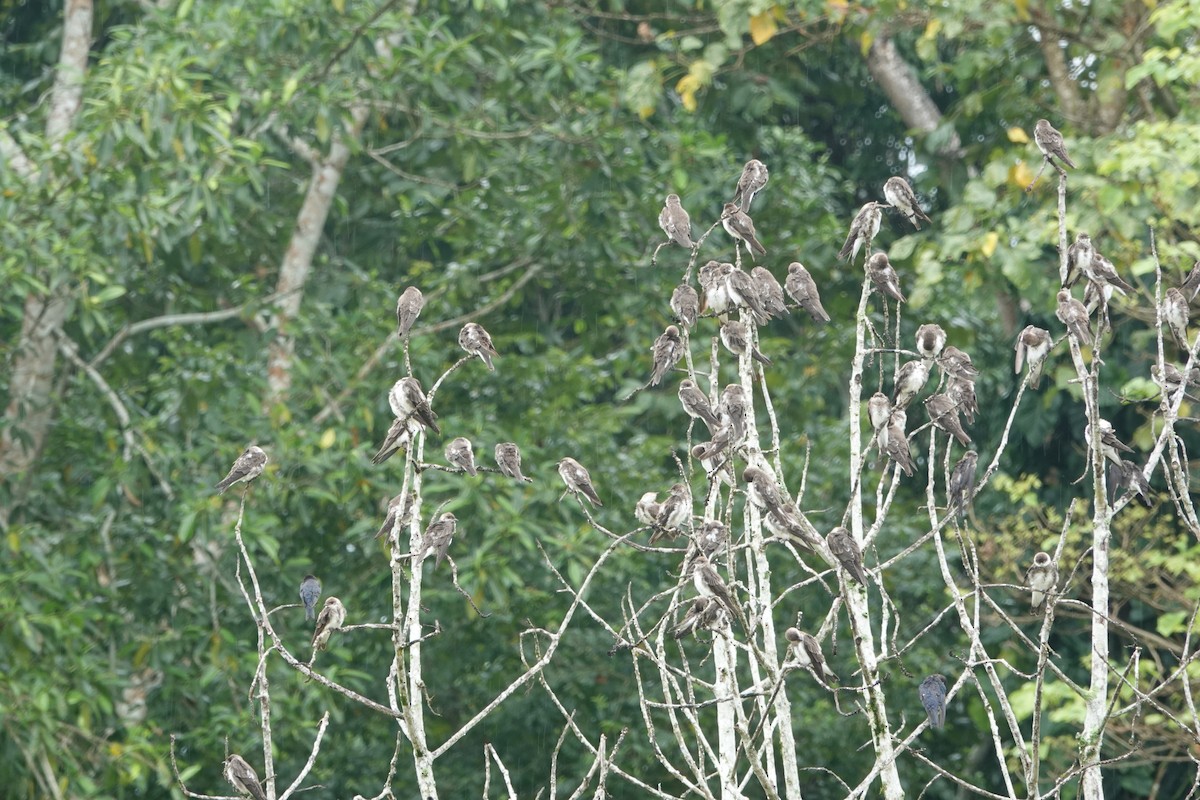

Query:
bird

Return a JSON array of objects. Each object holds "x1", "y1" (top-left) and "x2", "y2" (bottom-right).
[
  {"x1": 311, "y1": 596, "x2": 346, "y2": 656},
  {"x1": 1034, "y1": 119, "x2": 1076, "y2": 169},
  {"x1": 1164, "y1": 287, "x2": 1190, "y2": 348},
  {"x1": 742, "y1": 467, "x2": 795, "y2": 524},
  {"x1": 671, "y1": 284, "x2": 700, "y2": 329},
  {"x1": 698, "y1": 261, "x2": 732, "y2": 317},
  {"x1": 1153, "y1": 363, "x2": 1200, "y2": 401},
  {"x1": 1014, "y1": 326, "x2": 1053, "y2": 389},
  {"x1": 679, "y1": 379, "x2": 721, "y2": 431},
  {"x1": 924, "y1": 393, "x2": 972, "y2": 447},
  {"x1": 1056, "y1": 290, "x2": 1092, "y2": 346},
  {"x1": 634, "y1": 492, "x2": 661, "y2": 527},
  {"x1": 215, "y1": 446, "x2": 268, "y2": 494},
  {"x1": 673, "y1": 596, "x2": 725, "y2": 639},
  {"x1": 866, "y1": 252, "x2": 906, "y2": 303},
  {"x1": 892, "y1": 359, "x2": 929, "y2": 410},
  {"x1": 558, "y1": 457, "x2": 602, "y2": 506},
  {"x1": 721, "y1": 202, "x2": 767, "y2": 256},
  {"x1": 1183, "y1": 261, "x2": 1200, "y2": 302},
  {"x1": 494, "y1": 442, "x2": 530, "y2": 482},
  {"x1": 751, "y1": 267, "x2": 789, "y2": 319},
  {"x1": 388, "y1": 377, "x2": 440, "y2": 433},
  {"x1": 826, "y1": 527, "x2": 868, "y2": 585},
  {"x1": 947, "y1": 375, "x2": 978, "y2": 426},
  {"x1": 371, "y1": 415, "x2": 419, "y2": 465},
  {"x1": 1026, "y1": 552, "x2": 1058, "y2": 609},
  {"x1": 1064, "y1": 233, "x2": 1095, "y2": 288},
  {"x1": 691, "y1": 442, "x2": 735, "y2": 488},
  {"x1": 938, "y1": 346, "x2": 979, "y2": 381},
  {"x1": 1085, "y1": 419, "x2": 1134, "y2": 465},
  {"x1": 691, "y1": 553, "x2": 741, "y2": 624},
  {"x1": 649, "y1": 483, "x2": 692, "y2": 543},
  {"x1": 914, "y1": 323, "x2": 947, "y2": 361},
  {"x1": 396, "y1": 286, "x2": 424, "y2": 339},
  {"x1": 298, "y1": 575, "x2": 321, "y2": 621},
  {"x1": 838, "y1": 202, "x2": 884, "y2": 262},
  {"x1": 883, "y1": 176, "x2": 931, "y2": 230},
  {"x1": 420, "y1": 512, "x2": 459, "y2": 568},
  {"x1": 947, "y1": 450, "x2": 978, "y2": 520},
  {"x1": 732, "y1": 158, "x2": 769, "y2": 211},
  {"x1": 445, "y1": 437, "x2": 477, "y2": 476},
  {"x1": 458, "y1": 322, "x2": 499, "y2": 371},
  {"x1": 785, "y1": 627, "x2": 838, "y2": 683},
  {"x1": 919, "y1": 674, "x2": 948, "y2": 729},
  {"x1": 868, "y1": 392, "x2": 892, "y2": 442},
  {"x1": 659, "y1": 193, "x2": 694, "y2": 248},
  {"x1": 223, "y1": 754, "x2": 266, "y2": 800},
  {"x1": 695, "y1": 519, "x2": 729, "y2": 555},
  {"x1": 1083, "y1": 253, "x2": 1136, "y2": 297},
  {"x1": 720, "y1": 319, "x2": 772, "y2": 366},
  {"x1": 724, "y1": 265, "x2": 772, "y2": 323},
  {"x1": 719, "y1": 384, "x2": 751, "y2": 442},
  {"x1": 1108, "y1": 459, "x2": 1153, "y2": 508},
  {"x1": 375, "y1": 492, "x2": 413, "y2": 540},
  {"x1": 883, "y1": 410, "x2": 915, "y2": 477},
  {"x1": 649, "y1": 325, "x2": 685, "y2": 386},
  {"x1": 784, "y1": 262, "x2": 830, "y2": 323}
]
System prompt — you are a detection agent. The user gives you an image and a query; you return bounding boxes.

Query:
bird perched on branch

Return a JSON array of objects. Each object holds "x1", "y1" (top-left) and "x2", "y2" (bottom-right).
[
  {"x1": 1085, "y1": 419, "x2": 1134, "y2": 466},
  {"x1": 883, "y1": 409, "x2": 915, "y2": 477},
  {"x1": 649, "y1": 482, "x2": 692, "y2": 544},
  {"x1": 732, "y1": 158, "x2": 769, "y2": 211},
  {"x1": 838, "y1": 202, "x2": 883, "y2": 262},
  {"x1": 659, "y1": 194, "x2": 694, "y2": 249},
  {"x1": 224, "y1": 754, "x2": 266, "y2": 800},
  {"x1": 649, "y1": 325, "x2": 685, "y2": 386},
  {"x1": 826, "y1": 527, "x2": 868, "y2": 585},
  {"x1": 919, "y1": 674, "x2": 948, "y2": 729},
  {"x1": 310, "y1": 596, "x2": 346, "y2": 661},
  {"x1": 914, "y1": 323, "x2": 947, "y2": 361},
  {"x1": 678, "y1": 378, "x2": 721, "y2": 432},
  {"x1": 720, "y1": 319, "x2": 772, "y2": 366},
  {"x1": 494, "y1": 442, "x2": 530, "y2": 482},
  {"x1": 1034, "y1": 119, "x2": 1076, "y2": 169},
  {"x1": 947, "y1": 450, "x2": 978, "y2": 520},
  {"x1": 458, "y1": 322, "x2": 499, "y2": 371},
  {"x1": 751, "y1": 267, "x2": 788, "y2": 319},
  {"x1": 396, "y1": 286, "x2": 424, "y2": 339},
  {"x1": 721, "y1": 203, "x2": 766, "y2": 256},
  {"x1": 673, "y1": 596, "x2": 725, "y2": 639},
  {"x1": 892, "y1": 360, "x2": 929, "y2": 410},
  {"x1": 785, "y1": 627, "x2": 838, "y2": 684},
  {"x1": 671, "y1": 284, "x2": 699, "y2": 329},
  {"x1": 445, "y1": 437, "x2": 477, "y2": 476},
  {"x1": 389, "y1": 377, "x2": 440, "y2": 434},
  {"x1": 1164, "y1": 287, "x2": 1190, "y2": 348},
  {"x1": 371, "y1": 415, "x2": 420, "y2": 465},
  {"x1": 1056, "y1": 290, "x2": 1092, "y2": 346},
  {"x1": 1014, "y1": 326, "x2": 1052, "y2": 389},
  {"x1": 785, "y1": 262, "x2": 830, "y2": 323},
  {"x1": 634, "y1": 492, "x2": 661, "y2": 527},
  {"x1": 883, "y1": 176, "x2": 931, "y2": 230},
  {"x1": 298, "y1": 575, "x2": 321, "y2": 621},
  {"x1": 558, "y1": 457, "x2": 602, "y2": 507},
  {"x1": 866, "y1": 252, "x2": 906, "y2": 303},
  {"x1": 216, "y1": 445, "x2": 268, "y2": 494},
  {"x1": 374, "y1": 492, "x2": 414, "y2": 541},
  {"x1": 924, "y1": 393, "x2": 972, "y2": 447},
  {"x1": 419, "y1": 512, "x2": 459, "y2": 568},
  {"x1": 1025, "y1": 552, "x2": 1058, "y2": 610}
]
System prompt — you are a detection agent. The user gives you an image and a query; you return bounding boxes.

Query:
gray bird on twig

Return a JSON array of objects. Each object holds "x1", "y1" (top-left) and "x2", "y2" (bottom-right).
[
  {"x1": 396, "y1": 286, "x2": 423, "y2": 339},
  {"x1": 919, "y1": 674, "x2": 948, "y2": 729},
  {"x1": 1034, "y1": 119, "x2": 1076, "y2": 169},
  {"x1": 299, "y1": 575, "x2": 321, "y2": 621},
  {"x1": 659, "y1": 194, "x2": 694, "y2": 249},
  {"x1": 216, "y1": 446, "x2": 268, "y2": 494},
  {"x1": 224, "y1": 754, "x2": 266, "y2": 800},
  {"x1": 883, "y1": 176, "x2": 931, "y2": 230}
]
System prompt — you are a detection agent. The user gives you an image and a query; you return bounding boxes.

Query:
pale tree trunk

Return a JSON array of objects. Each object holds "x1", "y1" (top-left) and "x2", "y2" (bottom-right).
[
  {"x1": 264, "y1": 105, "x2": 370, "y2": 408},
  {"x1": 865, "y1": 37, "x2": 963, "y2": 158},
  {"x1": 0, "y1": 0, "x2": 93, "y2": 509}
]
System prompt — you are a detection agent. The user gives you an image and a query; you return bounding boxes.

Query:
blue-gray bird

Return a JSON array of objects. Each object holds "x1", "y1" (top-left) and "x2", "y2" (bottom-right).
[
  {"x1": 919, "y1": 674, "x2": 947, "y2": 729},
  {"x1": 299, "y1": 575, "x2": 321, "y2": 621}
]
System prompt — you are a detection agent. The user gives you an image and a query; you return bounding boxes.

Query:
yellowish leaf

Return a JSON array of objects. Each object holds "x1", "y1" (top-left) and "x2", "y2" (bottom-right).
[
  {"x1": 638, "y1": 104, "x2": 656, "y2": 119},
  {"x1": 860, "y1": 30, "x2": 874, "y2": 57},
  {"x1": 980, "y1": 231, "x2": 999, "y2": 258},
  {"x1": 1010, "y1": 161, "x2": 1035, "y2": 188},
  {"x1": 6, "y1": 531, "x2": 18, "y2": 553},
  {"x1": 749, "y1": 11, "x2": 778, "y2": 45},
  {"x1": 332, "y1": 0, "x2": 345, "y2": 11},
  {"x1": 922, "y1": 18, "x2": 942, "y2": 41},
  {"x1": 676, "y1": 73, "x2": 700, "y2": 112},
  {"x1": 1014, "y1": 0, "x2": 1031, "y2": 20},
  {"x1": 1007, "y1": 126, "x2": 1030, "y2": 144},
  {"x1": 319, "y1": 428, "x2": 337, "y2": 449}
]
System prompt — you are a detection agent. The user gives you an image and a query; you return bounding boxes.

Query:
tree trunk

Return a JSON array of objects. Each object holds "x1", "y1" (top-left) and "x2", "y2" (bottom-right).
[{"x1": 865, "y1": 36, "x2": 963, "y2": 158}]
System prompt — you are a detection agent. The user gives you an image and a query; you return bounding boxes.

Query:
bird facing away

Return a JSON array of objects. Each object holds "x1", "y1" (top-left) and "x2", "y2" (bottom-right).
[
  {"x1": 1034, "y1": 119, "x2": 1076, "y2": 169},
  {"x1": 1183, "y1": 261, "x2": 1200, "y2": 302},
  {"x1": 1056, "y1": 290, "x2": 1092, "y2": 346},
  {"x1": 671, "y1": 284, "x2": 700, "y2": 329},
  {"x1": 458, "y1": 322, "x2": 499, "y2": 371},
  {"x1": 649, "y1": 325, "x2": 685, "y2": 386},
  {"x1": 374, "y1": 492, "x2": 413, "y2": 541},
  {"x1": 299, "y1": 575, "x2": 321, "y2": 621},
  {"x1": 1014, "y1": 326, "x2": 1053, "y2": 389},
  {"x1": 883, "y1": 176, "x2": 932, "y2": 230},
  {"x1": 678, "y1": 378, "x2": 721, "y2": 432},
  {"x1": 732, "y1": 158, "x2": 769, "y2": 211},
  {"x1": 838, "y1": 202, "x2": 883, "y2": 262},
  {"x1": 785, "y1": 262, "x2": 830, "y2": 323},
  {"x1": 919, "y1": 674, "x2": 948, "y2": 729},
  {"x1": 224, "y1": 754, "x2": 266, "y2": 800},
  {"x1": 311, "y1": 596, "x2": 346, "y2": 654},
  {"x1": 719, "y1": 384, "x2": 751, "y2": 443},
  {"x1": 785, "y1": 627, "x2": 839, "y2": 683},
  {"x1": 720, "y1": 319, "x2": 772, "y2": 366},
  {"x1": 388, "y1": 377, "x2": 440, "y2": 434},
  {"x1": 1108, "y1": 459, "x2": 1153, "y2": 508},
  {"x1": 938, "y1": 346, "x2": 979, "y2": 381},
  {"x1": 924, "y1": 393, "x2": 972, "y2": 447},
  {"x1": 1026, "y1": 552, "x2": 1058, "y2": 609},
  {"x1": 396, "y1": 286, "x2": 424, "y2": 338},
  {"x1": 445, "y1": 437, "x2": 477, "y2": 476},
  {"x1": 215, "y1": 446, "x2": 268, "y2": 494},
  {"x1": 558, "y1": 457, "x2": 602, "y2": 506},
  {"x1": 826, "y1": 527, "x2": 868, "y2": 585},
  {"x1": 947, "y1": 450, "x2": 979, "y2": 520},
  {"x1": 673, "y1": 596, "x2": 726, "y2": 639},
  {"x1": 1164, "y1": 287, "x2": 1190, "y2": 349},
  {"x1": 720, "y1": 203, "x2": 767, "y2": 256},
  {"x1": 883, "y1": 411, "x2": 916, "y2": 477},
  {"x1": 420, "y1": 512, "x2": 459, "y2": 568},
  {"x1": 371, "y1": 415, "x2": 419, "y2": 465},
  {"x1": 915, "y1": 323, "x2": 947, "y2": 361},
  {"x1": 866, "y1": 252, "x2": 906, "y2": 303},
  {"x1": 659, "y1": 193, "x2": 694, "y2": 249},
  {"x1": 494, "y1": 442, "x2": 530, "y2": 482},
  {"x1": 751, "y1": 267, "x2": 789, "y2": 319}
]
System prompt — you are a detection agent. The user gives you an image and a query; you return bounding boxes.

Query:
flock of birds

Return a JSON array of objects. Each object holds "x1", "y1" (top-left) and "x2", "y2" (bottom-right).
[{"x1": 208, "y1": 119, "x2": 1199, "y2": 797}]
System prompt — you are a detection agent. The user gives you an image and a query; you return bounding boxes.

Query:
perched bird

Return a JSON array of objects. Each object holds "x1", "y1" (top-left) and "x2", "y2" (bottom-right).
[
  {"x1": 396, "y1": 286, "x2": 424, "y2": 338},
  {"x1": 720, "y1": 319, "x2": 772, "y2": 366},
  {"x1": 1026, "y1": 552, "x2": 1058, "y2": 609},
  {"x1": 721, "y1": 203, "x2": 767, "y2": 256},
  {"x1": 892, "y1": 360, "x2": 929, "y2": 410},
  {"x1": 216, "y1": 446, "x2": 268, "y2": 494},
  {"x1": 299, "y1": 575, "x2": 321, "y2": 622},
  {"x1": 938, "y1": 346, "x2": 979, "y2": 381},
  {"x1": 420, "y1": 512, "x2": 459, "y2": 568},
  {"x1": 883, "y1": 410, "x2": 915, "y2": 477},
  {"x1": 947, "y1": 450, "x2": 978, "y2": 520},
  {"x1": 458, "y1": 322, "x2": 499, "y2": 371},
  {"x1": 724, "y1": 265, "x2": 772, "y2": 323},
  {"x1": 1164, "y1": 287, "x2": 1190, "y2": 348},
  {"x1": 1108, "y1": 459, "x2": 1153, "y2": 508},
  {"x1": 785, "y1": 627, "x2": 838, "y2": 683},
  {"x1": 868, "y1": 392, "x2": 892, "y2": 445},
  {"x1": 649, "y1": 325, "x2": 685, "y2": 386},
  {"x1": 679, "y1": 379, "x2": 721, "y2": 431},
  {"x1": 659, "y1": 194, "x2": 694, "y2": 249},
  {"x1": 1085, "y1": 419, "x2": 1134, "y2": 465},
  {"x1": 1034, "y1": 119, "x2": 1076, "y2": 169},
  {"x1": 732, "y1": 158, "x2": 769, "y2": 211},
  {"x1": 1014, "y1": 326, "x2": 1053, "y2": 389},
  {"x1": 751, "y1": 267, "x2": 789, "y2": 319},
  {"x1": 558, "y1": 457, "x2": 602, "y2": 506},
  {"x1": 445, "y1": 437, "x2": 477, "y2": 476},
  {"x1": 826, "y1": 526, "x2": 868, "y2": 585},
  {"x1": 742, "y1": 467, "x2": 795, "y2": 524},
  {"x1": 925, "y1": 393, "x2": 972, "y2": 447},
  {"x1": 1084, "y1": 252, "x2": 1136, "y2": 297},
  {"x1": 866, "y1": 252, "x2": 906, "y2": 303},
  {"x1": 650, "y1": 483, "x2": 692, "y2": 543},
  {"x1": 719, "y1": 384, "x2": 752, "y2": 442},
  {"x1": 1064, "y1": 233, "x2": 1095, "y2": 288},
  {"x1": 634, "y1": 492, "x2": 661, "y2": 527},
  {"x1": 919, "y1": 674, "x2": 948, "y2": 729},
  {"x1": 695, "y1": 519, "x2": 729, "y2": 555},
  {"x1": 785, "y1": 262, "x2": 830, "y2": 323},
  {"x1": 494, "y1": 442, "x2": 530, "y2": 482},
  {"x1": 838, "y1": 202, "x2": 884, "y2": 262},
  {"x1": 915, "y1": 323, "x2": 947, "y2": 361},
  {"x1": 1182, "y1": 261, "x2": 1200, "y2": 303},
  {"x1": 883, "y1": 176, "x2": 931, "y2": 230},
  {"x1": 1153, "y1": 363, "x2": 1200, "y2": 401},
  {"x1": 673, "y1": 596, "x2": 725, "y2": 639},
  {"x1": 691, "y1": 553, "x2": 741, "y2": 623},
  {"x1": 947, "y1": 375, "x2": 978, "y2": 426},
  {"x1": 224, "y1": 754, "x2": 266, "y2": 800},
  {"x1": 671, "y1": 284, "x2": 700, "y2": 329},
  {"x1": 1056, "y1": 290, "x2": 1092, "y2": 346},
  {"x1": 371, "y1": 415, "x2": 419, "y2": 465},
  {"x1": 698, "y1": 261, "x2": 732, "y2": 316},
  {"x1": 389, "y1": 377, "x2": 440, "y2": 434},
  {"x1": 311, "y1": 596, "x2": 346, "y2": 655},
  {"x1": 374, "y1": 492, "x2": 413, "y2": 541},
  {"x1": 763, "y1": 510, "x2": 820, "y2": 551},
  {"x1": 691, "y1": 442, "x2": 735, "y2": 487}
]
